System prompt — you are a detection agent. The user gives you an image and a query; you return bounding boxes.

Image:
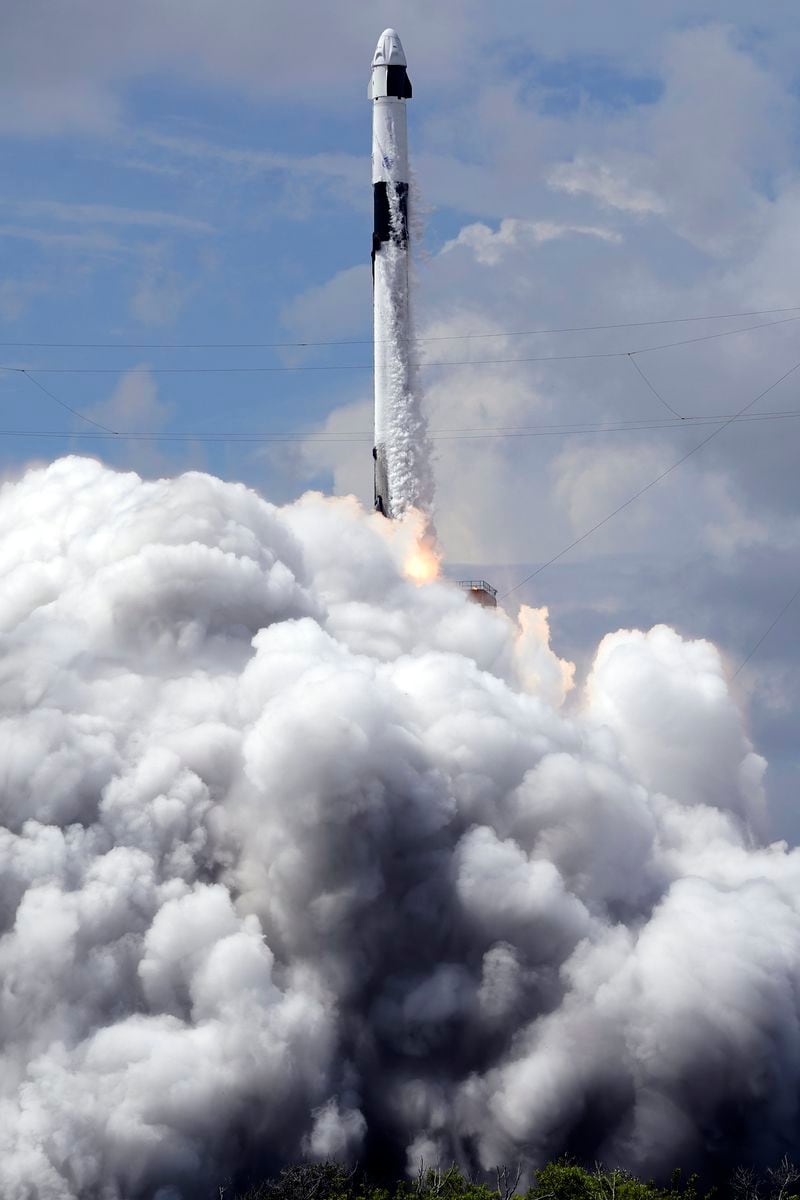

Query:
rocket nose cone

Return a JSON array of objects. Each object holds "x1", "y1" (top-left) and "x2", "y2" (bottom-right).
[{"x1": 372, "y1": 28, "x2": 407, "y2": 68}]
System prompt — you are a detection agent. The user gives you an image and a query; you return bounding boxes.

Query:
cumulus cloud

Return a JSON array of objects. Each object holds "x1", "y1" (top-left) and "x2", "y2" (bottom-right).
[
  {"x1": 0, "y1": 456, "x2": 797, "y2": 1196},
  {"x1": 441, "y1": 219, "x2": 622, "y2": 267},
  {"x1": 548, "y1": 156, "x2": 666, "y2": 216},
  {"x1": 86, "y1": 367, "x2": 171, "y2": 433},
  {"x1": 281, "y1": 265, "x2": 370, "y2": 347},
  {"x1": 82, "y1": 368, "x2": 176, "y2": 475},
  {"x1": 3, "y1": 9, "x2": 800, "y2": 1194}
]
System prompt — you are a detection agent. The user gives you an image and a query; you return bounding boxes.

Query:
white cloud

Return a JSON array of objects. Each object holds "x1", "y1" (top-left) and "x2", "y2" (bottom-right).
[
  {"x1": 18, "y1": 200, "x2": 213, "y2": 234},
  {"x1": 79, "y1": 369, "x2": 176, "y2": 474},
  {"x1": 548, "y1": 156, "x2": 666, "y2": 215},
  {"x1": 280, "y1": 264, "x2": 370, "y2": 344},
  {"x1": 0, "y1": 2, "x2": 796, "y2": 141},
  {"x1": 0, "y1": 2, "x2": 480, "y2": 137},
  {"x1": 294, "y1": 396, "x2": 373, "y2": 508},
  {"x1": 0, "y1": 224, "x2": 123, "y2": 254},
  {"x1": 0, "y1": 455, "x2": 791, "y2": 1190},
  {"x1": 553, "y1": 441, "x2": 673, "y2": 537},
  {"x1": 441, "y1": 218, "x2": 622, "y2": 266},
  {"x1": 145, "y1": 131, "x2": 364, "y2": 211},
  {"x1": 3, "y1": 0, "x2": 800, "y2": 835},
  {"x1": 86, "y1": 367, "x2": 171, "y2": 434}
]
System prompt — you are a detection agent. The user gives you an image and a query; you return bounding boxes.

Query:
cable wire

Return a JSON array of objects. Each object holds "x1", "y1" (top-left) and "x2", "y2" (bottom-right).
[
  {"x1": 2, "y1": 408, "x2": 800, "y2": 445},
  {"x1": 732, "y1": 584, "x2": 800, "y2": 679},
  {"x1": 8, "y1": 314, "x2": 800, "y2": 677},
  {"x1": 5, "y1": 314, "x2": 798, "y2": 376},
  {"x1": 2, "y1": 306, "x2": 800, "y2": 350},
  {"x1": 627, "y1": 354, "x2": 685, "y2": 419},
  {"x1": 500, "y1": 355, "x2": 800, "y2": 599},
  {"x1": 19, "y1": 370, "x2": 118, "y2": 434},
  {"x1": 8, "y1": 359, "x2": 800, "y2": 670}
]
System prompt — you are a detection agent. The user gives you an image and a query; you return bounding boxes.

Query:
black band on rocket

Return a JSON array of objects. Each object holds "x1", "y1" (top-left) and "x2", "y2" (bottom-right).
[{"x1": 373, "y1": 182, "x2": 409, "y2": 262}]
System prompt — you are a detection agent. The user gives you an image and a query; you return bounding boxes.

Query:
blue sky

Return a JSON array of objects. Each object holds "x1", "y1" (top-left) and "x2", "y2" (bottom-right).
[
  {"x1": 3, "y1": 1, "x2": 800, "y2": 828},
  {"x1": 4, "y1": 1, "x2": 786, "y2": 491}
]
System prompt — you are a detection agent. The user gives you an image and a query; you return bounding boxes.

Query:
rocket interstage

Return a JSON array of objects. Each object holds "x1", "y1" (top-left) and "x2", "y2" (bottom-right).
[{"x1": 370, "y1": 28, "x2": 413, "y2": 519}]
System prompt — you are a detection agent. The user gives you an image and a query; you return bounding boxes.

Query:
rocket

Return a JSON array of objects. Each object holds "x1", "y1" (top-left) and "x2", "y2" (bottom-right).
[{"x1": 370, "y1": 28, "x2": 413, "y2": 519}]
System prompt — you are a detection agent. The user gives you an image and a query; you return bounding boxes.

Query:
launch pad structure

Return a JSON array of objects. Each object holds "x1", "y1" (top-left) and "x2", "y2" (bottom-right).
[{"x1": 457, "y1": 580, "x2": 498, "y2": 609}]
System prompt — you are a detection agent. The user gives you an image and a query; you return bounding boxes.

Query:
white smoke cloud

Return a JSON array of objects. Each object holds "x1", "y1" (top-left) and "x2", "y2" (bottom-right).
[{"x1": 0, "y1": 455, "x2": 796, "y2": 1198}]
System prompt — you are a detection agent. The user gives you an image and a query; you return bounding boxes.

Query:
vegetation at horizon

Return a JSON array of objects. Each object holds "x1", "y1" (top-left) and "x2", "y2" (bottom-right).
[{"x1": 226, "y1": 1155, "x2": 800, "y2": 1200}]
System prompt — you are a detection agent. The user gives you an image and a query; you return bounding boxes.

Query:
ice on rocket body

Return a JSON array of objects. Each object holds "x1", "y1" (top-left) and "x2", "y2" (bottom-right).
[{"x1": 370, "y1": 29, "x2": 413, "y2": 520}]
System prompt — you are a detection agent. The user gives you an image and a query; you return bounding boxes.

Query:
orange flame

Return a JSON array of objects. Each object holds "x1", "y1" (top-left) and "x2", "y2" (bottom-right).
[{"x1": 404, "y1": 538, "x2": 441, "y2": 585}]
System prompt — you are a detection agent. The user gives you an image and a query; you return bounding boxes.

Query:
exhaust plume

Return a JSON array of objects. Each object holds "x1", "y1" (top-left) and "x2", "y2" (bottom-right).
[{"x1": 0, "y1": 456, "x2": 795, "y2": 1198}]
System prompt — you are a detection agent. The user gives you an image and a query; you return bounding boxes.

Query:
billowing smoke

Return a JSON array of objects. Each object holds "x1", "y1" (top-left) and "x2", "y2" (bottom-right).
[{"x1": 0, "y1": 456, "x2": 797, "y2": 1199}]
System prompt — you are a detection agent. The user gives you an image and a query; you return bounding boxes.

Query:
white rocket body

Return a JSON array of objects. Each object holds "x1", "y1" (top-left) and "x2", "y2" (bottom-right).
[{"x1": 370, "y1": 29, "x2": 413, "y2": 519}]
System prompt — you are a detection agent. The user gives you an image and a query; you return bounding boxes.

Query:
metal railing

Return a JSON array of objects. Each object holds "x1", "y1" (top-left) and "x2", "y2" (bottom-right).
[{"x1": 457, "y1": 579, "x2": 498, "y2": 598}]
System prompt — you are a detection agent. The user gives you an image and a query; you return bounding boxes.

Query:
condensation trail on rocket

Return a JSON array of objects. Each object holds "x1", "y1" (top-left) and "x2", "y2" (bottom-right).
[{"x1": 370, "y1": 29, "x2": 412, "y2": 519}]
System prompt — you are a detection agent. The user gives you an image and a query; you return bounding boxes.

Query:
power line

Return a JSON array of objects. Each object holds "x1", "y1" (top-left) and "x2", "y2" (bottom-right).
[
  {"x1": 8, "y1": 354, "x2": 800, "y2": 670},
  {"x1": 627, "y1": 354, "x2": 685, "y2": 419},
  {"x1": 732, "y1": 583, "x2": 800, "y2": 678},
  {"x1": 19, "y1": 370, "x2": 117, "y2": 434},
  {"x1": 1, "y1": 408, "x2": 799, "y2": 445},
  {"x1": 7, "y1": 313, "x2": 799, "y2": 681},
  {"x1": 428, "y1": 410, "x2": 800, "y2": 439},
  {"x1": 7, "y1": 349, "x2": 800, "y2": 443},
  {"x1": 424, "y1": 410, "x2": 800, "y2": 434},
  {"x1": 3, "y1": 314, "x2": 799, "y2": 377},
  {"x1": 500, "y1": 355, "x2": 800, "y2": 599},
  {"x1": 2, "y1": 306, "x2": 800, "y2": 350}
]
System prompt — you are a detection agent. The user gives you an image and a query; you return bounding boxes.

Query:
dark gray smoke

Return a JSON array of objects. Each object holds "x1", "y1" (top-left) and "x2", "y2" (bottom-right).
[{"x1": 0, "y1": 456, "x2": 795, "y2": 1199}]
